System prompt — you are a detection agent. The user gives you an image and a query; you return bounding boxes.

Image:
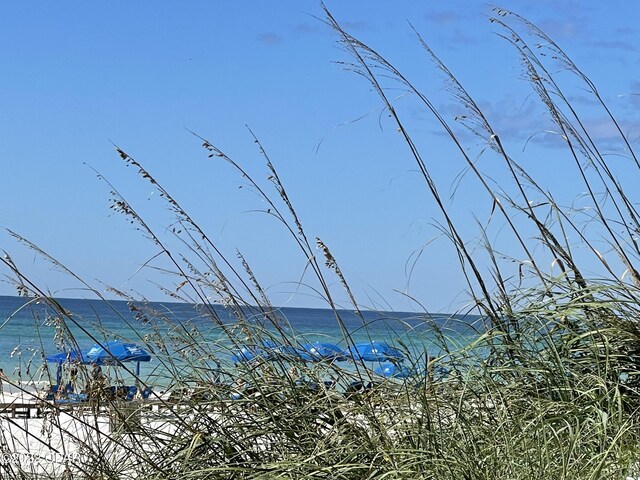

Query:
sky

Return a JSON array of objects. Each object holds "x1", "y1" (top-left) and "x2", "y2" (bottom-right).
[{"x1": 1, "y1": 1, "x2": 639, "y2": 312}]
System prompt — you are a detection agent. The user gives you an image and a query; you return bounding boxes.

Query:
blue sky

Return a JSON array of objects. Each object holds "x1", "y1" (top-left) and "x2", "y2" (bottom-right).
[{"x1": 1, "y1": 1, "x2": 639, "y2": 312}]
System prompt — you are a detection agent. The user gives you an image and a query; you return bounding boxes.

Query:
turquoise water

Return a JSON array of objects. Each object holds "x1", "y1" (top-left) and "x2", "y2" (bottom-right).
[{"x1": 0, "y1": 295, "x2": 480, "y2": 386}]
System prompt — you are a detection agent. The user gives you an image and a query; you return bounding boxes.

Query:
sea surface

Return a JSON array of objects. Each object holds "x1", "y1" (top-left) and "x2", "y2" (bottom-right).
[{"x1": 0, "y1": 295, "x2": 481, "y2": 386}]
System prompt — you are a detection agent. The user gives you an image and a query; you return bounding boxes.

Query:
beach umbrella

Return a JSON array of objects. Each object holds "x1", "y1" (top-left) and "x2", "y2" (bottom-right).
[
  {"x1": 231, "y1": 341, "x2": 347, "y2": 363},
  {"x1": 45, "y1": 350, "x2": 86, "y2": 386},
  {"x1": 84, "y1": 340, "x2": 152, "y2": 375},
  {"x1": 85, "y1": 340, "x2": 151, "y2": 364},
  {"x1": 373, "y1": 362, "x2": 416, "y2": 379},
  {"x1": 348, "y1": 341, "x2": 405, "y2": 362},
  {"x1": 230, "y1": 346, "x2": 270, "y2": 363},
  {"x1": 230, "y1": 347, "x2": 258, "y2": 363},
  {"x1": 45, "y1": 350, "x2": 86, "y2": 364},
  {"x1": 230, "y1": 340, "x2": 294, "y2": 363},
  {"x1": 296, "y1": 342, "x2": 347, "y2": 362}
]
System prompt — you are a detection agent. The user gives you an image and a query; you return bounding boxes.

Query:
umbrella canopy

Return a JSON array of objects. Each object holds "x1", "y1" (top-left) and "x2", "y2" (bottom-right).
[
  {"x1": 230, "y1": 339, "x2": 282, "y2": 363},
  {"x1": 45, "y1": 350, "x2": 86, "y2": 364},
  {"x1": 231, "y1": 341, "x2": 347, "y2": 363},
  {"x1": 84, "y1": 340, "x2": 152, "y2": 365},
  {"x1": 232, "y1": 338, "x2": 287, "y2": 362},
  {"x1": 230, "y1": 346, "x2": 266, "y2": 363},
  {"x1": 46, "y1": 350, "x2": 85, "y2": 387},
  {"x1": 348, "y1": 341, "x2": 405, "y2": 362},
  {"x1": 373, "y1": 362, "x2": 416, "y2": 379},
  {"x1": 296, "y1": 342, "x2": 347, "y2": 362}
]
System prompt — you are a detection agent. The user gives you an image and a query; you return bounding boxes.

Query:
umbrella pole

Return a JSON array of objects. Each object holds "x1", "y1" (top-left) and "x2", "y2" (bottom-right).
[
  {"x1": 136, "y1": 361, "x2": 140, "y2": 377},
  {"x1": 56, "y1": 361, "x2": 62, "y2": 386}
]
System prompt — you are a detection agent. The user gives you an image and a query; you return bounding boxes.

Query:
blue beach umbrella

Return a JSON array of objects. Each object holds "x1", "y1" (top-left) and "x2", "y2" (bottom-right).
[
  {"x1": 348, "y1": 341, "x2": 405, "y2": 363},
  {"x1": 85, "y1": 341, "x2": 151, "y2": 364},
  {"x1": 45, "y1": 350, "x2": 86, "y2": 364},
  {"x1": 230, "y1": 345, "x2": 272, "y2": 363},
  {"x1": 230, "y1": 347, "x2": 260, "y2": 363},
  {"x1": 84, "y1": 340, "x2": 152, "y2": 375},
  {"x1": 297, "y1": 342, "x2": 347, "y2": 362},
  {"x1": 373, "y1": 362, "x2": 416, "y2": 379},
  {"x1": 231, "y1": 341, "x2": 347, "y2": 363},
  {"x1": 231, "y1": 340, "x2": 299, "y2": 363},
  {"x1": 46, "y1": 350, "x2": 86, "y2": 386},
  {"x1": 230, "y1": 339, "x2": 287, "y2": 363}
]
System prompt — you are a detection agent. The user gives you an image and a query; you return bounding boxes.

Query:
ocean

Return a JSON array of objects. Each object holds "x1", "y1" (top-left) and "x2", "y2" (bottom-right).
[{"x1": 0, "y1": 295, "x2": 480, "y2": 387}]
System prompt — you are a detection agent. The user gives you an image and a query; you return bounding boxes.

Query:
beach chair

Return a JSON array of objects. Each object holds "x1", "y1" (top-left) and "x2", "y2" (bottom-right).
[
  {"x1": 323, "y1": 379, "x2": 337, "y2": 389},
  {"x1": 344, "y1": 380, "x2": 374, "y2": 398},
  {"x1": 126, "y1": 386, "x2": 137, "y2": 400},
  {"x1": 45, "y1": 384, "x2": 59, "y2": 401}
]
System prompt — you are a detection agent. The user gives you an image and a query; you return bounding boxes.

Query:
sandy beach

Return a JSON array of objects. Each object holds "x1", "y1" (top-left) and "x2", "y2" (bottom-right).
[{"x1": 0, "y1": 381, "x2": 175, "y2": 478}]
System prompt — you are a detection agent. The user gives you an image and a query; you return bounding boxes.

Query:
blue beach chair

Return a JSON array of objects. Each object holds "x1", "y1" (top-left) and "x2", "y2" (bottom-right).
[{"x1": 126, "y1": 386, "x2": 137, "y2": 400}]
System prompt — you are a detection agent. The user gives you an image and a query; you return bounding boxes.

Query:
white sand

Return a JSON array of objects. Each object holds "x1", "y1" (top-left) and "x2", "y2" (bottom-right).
[{"x1": 0, "y1": 381, "x2": 175, "y2": 478}]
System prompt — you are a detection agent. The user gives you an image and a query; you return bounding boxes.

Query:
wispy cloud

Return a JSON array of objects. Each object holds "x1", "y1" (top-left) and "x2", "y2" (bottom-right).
[
  {"x1": 622, "y1": 81, "x2": 640, "y2": 109},
  {"x1": 425, "y1": 10, "x2": 461, "y2": 26},
  {"x1": 341, "y1": 20, "x2": 372, "y2": 32},
  {"x1": 479, "y1": 96, "x2": 548, "y2": 142},
  {"x1": 256, "y1": 32, "x2": 283, "y2": 46},
  {"x1": 420, "y1": 8, "x2": 483, "y2": 49},
  {"x1": 588, "y1": 40, "x2": 636, "y2": 52},
  {"x1": 293, "y1": 22, "x2": 323, "y2": 36},
  {"x1": 431, "y1": 93, "x2": 635, "y2": 151},
  {"x1": 527, "y1": 115, "x2": 640, "y2": 151},
  {"x1": 536, "y1": 19, "x2": 584, "y2": 40},
  {"x1": 615, "y1": 26, "x2": 637, "y2": 36},
  {"x1": 425, "y1": 95, "x2": 550, "y2": 145},
  {"x1": 448, "y1": 29, "x2": 474, "y2": 46}
]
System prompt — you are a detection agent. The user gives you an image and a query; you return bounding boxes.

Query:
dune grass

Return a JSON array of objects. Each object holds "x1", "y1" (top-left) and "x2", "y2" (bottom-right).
[{"x1": 1, "y1": 6, "x2": 640, "y2": 479}]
